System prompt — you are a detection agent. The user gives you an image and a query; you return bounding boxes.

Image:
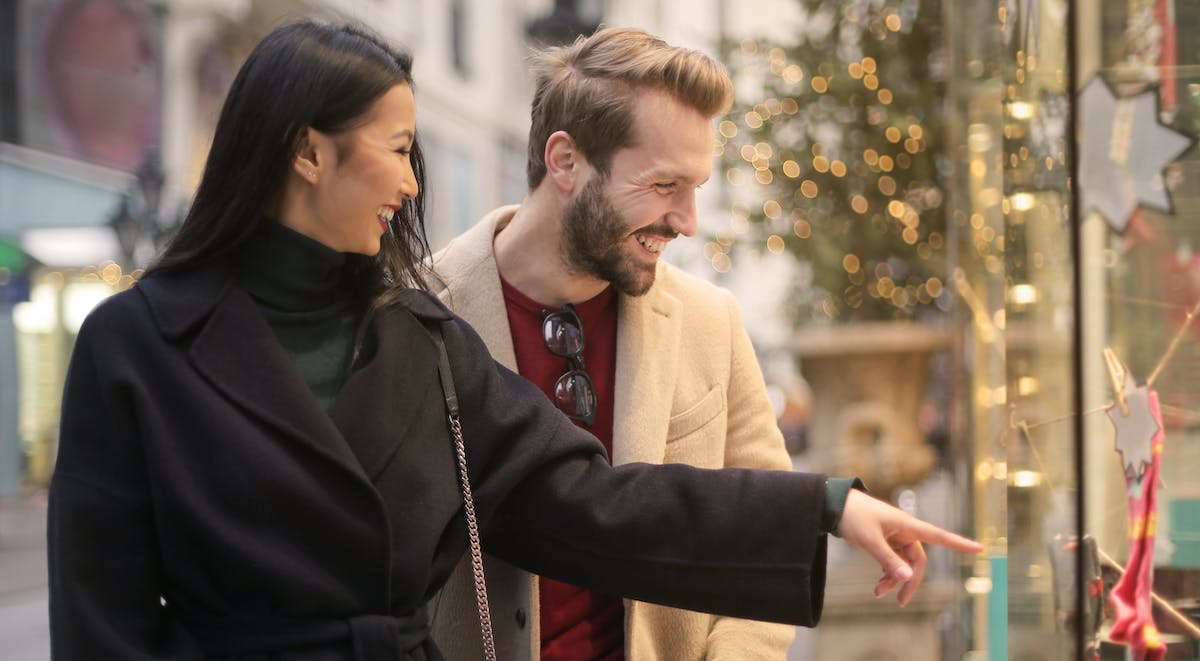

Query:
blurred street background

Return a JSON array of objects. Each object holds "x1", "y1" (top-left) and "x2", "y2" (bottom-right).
[
  {"x1": 3, "y1": 0, "x2": 1200, "y2": 659},
  {"x1": 0, "y1": 491, "x2": 49, "y2": 659}
]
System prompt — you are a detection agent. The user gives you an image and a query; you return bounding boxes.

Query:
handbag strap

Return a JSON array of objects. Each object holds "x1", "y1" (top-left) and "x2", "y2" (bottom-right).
[{"x1": 426, "y1": 322, "x2": 498, "y2": 661}]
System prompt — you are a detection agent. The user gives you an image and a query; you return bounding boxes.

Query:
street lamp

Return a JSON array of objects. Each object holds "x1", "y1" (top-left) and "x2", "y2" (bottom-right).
[
  {"x1": 109, "y1": 151, "x2": 172, "y2": 268},
  {"x1": 525, "y1": 0, "x2": 600, "y2": 46},
  {"x1": 134, "y1": 153, "x2": 164, "y2": 224},
  {"x1": 110, "y1": 197, "x2": 138, "y2": 268}
]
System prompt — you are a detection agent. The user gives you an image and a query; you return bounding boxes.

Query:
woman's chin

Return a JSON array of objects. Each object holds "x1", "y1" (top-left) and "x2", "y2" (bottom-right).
[{"x1": 349, "y1": 239, "x2": 383, "y2": 257}]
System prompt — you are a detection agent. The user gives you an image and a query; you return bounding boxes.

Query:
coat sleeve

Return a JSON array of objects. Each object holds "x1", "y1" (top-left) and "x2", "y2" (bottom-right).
[
  {"x1": 437, "y1": 315, "x2": 828, "y2": 627},
  {"x1": 48, "y1": 300, "x2": 203, "y2": 660}
]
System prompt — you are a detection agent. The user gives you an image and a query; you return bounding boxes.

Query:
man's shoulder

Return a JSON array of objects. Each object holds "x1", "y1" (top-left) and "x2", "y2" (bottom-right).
[
  {"x1": 651, "y1": 261, "x2": 736, "y2": 309},
  {"x1": 427, "y1": 206, "x2": 514, "y2": 296}
]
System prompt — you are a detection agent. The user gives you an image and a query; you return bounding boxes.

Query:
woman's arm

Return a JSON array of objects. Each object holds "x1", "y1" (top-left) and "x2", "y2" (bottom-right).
[
  {"x1": 433, "y1": 309, "x2": 980, "y2": 625},
  {"x1": 48, "y1": 300, "x2": 202, "y2": 660},
  {"x1": 436, "y1": 314, "x2": 829, "y2": 626}
]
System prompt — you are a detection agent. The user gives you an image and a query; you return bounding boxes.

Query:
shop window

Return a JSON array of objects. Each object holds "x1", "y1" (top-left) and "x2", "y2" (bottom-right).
[{"x1": 950, "y1": 0, "x2": 1200, "y2": 657}]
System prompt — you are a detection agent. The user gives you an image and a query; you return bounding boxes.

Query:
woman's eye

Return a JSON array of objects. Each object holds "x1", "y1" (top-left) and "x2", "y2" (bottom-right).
[{"x1": 394, "y1": 148, "x2": 411, "y2": 156}]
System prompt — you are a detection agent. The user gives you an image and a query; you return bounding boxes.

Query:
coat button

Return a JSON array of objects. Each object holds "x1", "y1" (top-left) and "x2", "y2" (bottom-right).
[{"x1": 515, "y1": 608, "x2": 527, "y2": 629}]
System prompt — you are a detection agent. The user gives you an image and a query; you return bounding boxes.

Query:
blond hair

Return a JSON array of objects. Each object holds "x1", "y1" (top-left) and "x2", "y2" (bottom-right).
[{"x1": 526, "y1": 27, "x2": 734, "y2": 188}]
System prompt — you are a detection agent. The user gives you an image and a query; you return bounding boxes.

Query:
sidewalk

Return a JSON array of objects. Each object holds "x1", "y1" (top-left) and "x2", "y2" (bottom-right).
[
  {"x1": 0, "y1": 489, "x2": 48, "y2": 598},
  {"x1": 0, "y1": 489, "x2": 50, "y2": 660}
]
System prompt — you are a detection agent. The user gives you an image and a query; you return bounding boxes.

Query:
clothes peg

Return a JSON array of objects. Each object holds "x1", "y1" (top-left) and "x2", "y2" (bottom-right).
[{"x1": 1102, "y1": 347, "x2": 1130, "y2": 417}]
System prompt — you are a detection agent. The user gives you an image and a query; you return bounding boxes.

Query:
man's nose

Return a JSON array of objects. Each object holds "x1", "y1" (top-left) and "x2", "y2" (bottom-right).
[{"x1": 667, "y1": 192, "x2": 699, "y2": 237}]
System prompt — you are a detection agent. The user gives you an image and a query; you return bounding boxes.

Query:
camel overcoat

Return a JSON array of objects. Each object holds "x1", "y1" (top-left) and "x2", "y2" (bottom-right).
[{"x1": 426, "y1": 206, "x2": 800, "y2": 660}]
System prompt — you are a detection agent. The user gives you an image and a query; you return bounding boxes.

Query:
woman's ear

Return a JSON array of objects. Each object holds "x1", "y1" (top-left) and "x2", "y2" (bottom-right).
[
  {"x1": 293, "y1": 127, "x2": 324, "y2": 183},
  {"x1": 544, "y1": 130, "x2": 589, "y2": 192}
]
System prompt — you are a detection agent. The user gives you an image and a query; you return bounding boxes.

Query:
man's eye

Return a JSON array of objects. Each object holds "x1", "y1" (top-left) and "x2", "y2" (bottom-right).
[{"x1": 654, "y1": 183, "x2": 676, "y2": 193}]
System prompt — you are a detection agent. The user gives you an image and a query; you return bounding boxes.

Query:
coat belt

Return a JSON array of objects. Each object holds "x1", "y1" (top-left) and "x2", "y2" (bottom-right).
[{"x1": 180, "y1": 605, "x2": 440, "y2": 660}]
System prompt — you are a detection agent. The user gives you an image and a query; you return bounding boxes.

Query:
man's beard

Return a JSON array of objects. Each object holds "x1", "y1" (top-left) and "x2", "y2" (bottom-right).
[{"x1": 560, "y1": 176, "x2": 663, "y2": 297}]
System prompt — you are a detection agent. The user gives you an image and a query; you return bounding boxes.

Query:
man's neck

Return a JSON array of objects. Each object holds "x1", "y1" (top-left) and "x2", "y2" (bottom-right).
[{"x1": 493, "y1": 192, "x2": 610, "y2": 306}]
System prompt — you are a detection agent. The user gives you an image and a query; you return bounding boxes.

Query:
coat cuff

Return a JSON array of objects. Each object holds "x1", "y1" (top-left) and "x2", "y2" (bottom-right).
[{"x1": 821, "y1": 477, "x2": 868, "y2": 536}]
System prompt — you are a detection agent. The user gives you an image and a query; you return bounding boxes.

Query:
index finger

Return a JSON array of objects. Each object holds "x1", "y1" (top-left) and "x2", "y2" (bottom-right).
[{"x1": 905, "y1": 518, "x2": 985, "y2": 554}]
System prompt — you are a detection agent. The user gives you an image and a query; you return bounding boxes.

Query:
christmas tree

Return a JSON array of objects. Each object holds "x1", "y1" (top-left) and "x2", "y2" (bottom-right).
[{"x1": 717, "y1": 0, "x2": 948, "y2": 323}]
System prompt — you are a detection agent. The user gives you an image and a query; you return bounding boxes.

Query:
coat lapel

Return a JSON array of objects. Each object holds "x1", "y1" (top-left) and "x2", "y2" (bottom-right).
[
  {"x1": 327, "y1": 301, "x2": 445, "y2": 481},
  {"x1": 611, "y1": 264, "x2": 682, "y2": 466},
  {"x1": 430, "y1": 206, "x2": 519, "y2": 370},
  {"x1": 187, "y1": 283, "x2": 368, "y2": 480}
]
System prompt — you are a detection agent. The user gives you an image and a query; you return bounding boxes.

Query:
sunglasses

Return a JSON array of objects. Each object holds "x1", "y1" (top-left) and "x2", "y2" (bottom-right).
[{"x1": 541, "y1": 304, "x2": 597, "y2": 427}]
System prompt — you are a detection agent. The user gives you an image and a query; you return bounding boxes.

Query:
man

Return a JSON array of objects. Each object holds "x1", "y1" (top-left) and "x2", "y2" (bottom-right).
[{"x1": 427, "y1": 28, "x2": 978, "y2": 661}]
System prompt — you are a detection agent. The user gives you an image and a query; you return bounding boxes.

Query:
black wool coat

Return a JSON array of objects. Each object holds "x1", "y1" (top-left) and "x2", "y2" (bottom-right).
[{"x1": 48, "y1": 261, "x2": 828, "y2": 660}]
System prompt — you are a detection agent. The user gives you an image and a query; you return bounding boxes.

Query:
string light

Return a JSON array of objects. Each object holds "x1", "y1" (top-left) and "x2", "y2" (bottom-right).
[{"x1": 717, "y1": 9, "x2": 946, "y2": 321}]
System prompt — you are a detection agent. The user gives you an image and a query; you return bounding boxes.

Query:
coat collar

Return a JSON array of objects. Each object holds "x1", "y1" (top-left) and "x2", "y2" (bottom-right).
[
  {"x1": 431, "y1": 207, "x2": 682, "y2": 465},
  {"x1": 137, "y1": 262, "x2": 451, "y2": 487},
  {"x1": 610, "y1": 278, "x2": 680, "y2": 465},
  {"x1": 143, "y1": 264, "x2": 371, "y2": 482},
  {"x1": 139, "y1": 260, "x2": 453, "y2": 339},
  {"x1": 138, "y1": 261, "x2": 236, "y2": 339},
  {"x1": 429, "y1": 206, "x2": 520, "y2": 368}
]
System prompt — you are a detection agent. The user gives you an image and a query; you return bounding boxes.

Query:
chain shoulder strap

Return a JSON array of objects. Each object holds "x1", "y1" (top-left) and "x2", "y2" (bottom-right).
[{"x1": 426, "y1": 322, "x2": 498, "y2": 661}]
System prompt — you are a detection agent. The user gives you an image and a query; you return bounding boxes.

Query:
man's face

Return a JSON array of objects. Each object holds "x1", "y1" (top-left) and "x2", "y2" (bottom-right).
[{"x1": 559, "y1": 89, "x2": 715, "y2": 296}]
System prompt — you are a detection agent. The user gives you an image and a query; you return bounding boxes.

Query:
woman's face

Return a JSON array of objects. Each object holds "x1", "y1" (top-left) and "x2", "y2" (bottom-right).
[{"x1": 293, "y1": 83, "x2": 419, "y2": 255}]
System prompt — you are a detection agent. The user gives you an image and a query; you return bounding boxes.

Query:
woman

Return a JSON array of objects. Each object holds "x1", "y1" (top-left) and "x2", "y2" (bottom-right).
[{"x1": 49, "y1": 19, "x2": 979, "y2": 660}]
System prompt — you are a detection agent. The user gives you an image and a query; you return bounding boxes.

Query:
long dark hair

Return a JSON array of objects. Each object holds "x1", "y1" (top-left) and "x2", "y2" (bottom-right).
[{"x1": 150, "y1": 20, "x2": 429, "y2": 302}]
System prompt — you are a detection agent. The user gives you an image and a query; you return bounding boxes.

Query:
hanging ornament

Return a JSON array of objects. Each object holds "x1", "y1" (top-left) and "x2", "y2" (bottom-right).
[
  {"x1": 1100, "y1": 348, "x2": 1167, "y2": 660},
  {"x1": 1105, "y1": 377, "x2": 1168, "y2": 661},
  {"x1": 1106, "y1": 370, "x2": 1160, "y2": 489},
  {"x1": 1077, "y1": 76, "x2": 1195, "y2": 233}
]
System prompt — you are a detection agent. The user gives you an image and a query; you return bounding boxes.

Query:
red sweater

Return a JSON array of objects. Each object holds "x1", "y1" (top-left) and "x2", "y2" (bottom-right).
[{"x1": 500, "y1": 276, "x2": 624, "y2": 661}]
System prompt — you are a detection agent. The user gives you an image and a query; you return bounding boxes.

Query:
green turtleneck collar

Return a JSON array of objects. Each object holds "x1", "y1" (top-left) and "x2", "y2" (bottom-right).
[
  {"x1": 231, "y1": 220, "x2": 359, "y2": 410},
  {"x1": 232, "y1": 220, "x2": 348, "y2": 313}
]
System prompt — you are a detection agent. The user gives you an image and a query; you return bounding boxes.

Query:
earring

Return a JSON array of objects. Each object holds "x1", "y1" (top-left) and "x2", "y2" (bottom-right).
[{"x1": 307, "y1": 170, "x2": 316, "y2": 179}]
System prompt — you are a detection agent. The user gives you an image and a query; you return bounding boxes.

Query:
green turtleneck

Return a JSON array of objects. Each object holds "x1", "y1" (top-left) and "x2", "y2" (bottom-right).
[{"x1": 232, "y1": 221, "x2": 360, "y2": 410}]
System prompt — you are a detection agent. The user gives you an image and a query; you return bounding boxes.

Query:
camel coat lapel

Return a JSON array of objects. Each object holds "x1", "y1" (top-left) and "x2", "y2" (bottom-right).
[
  {"x1": 610, "y1": 279, "x2": 680, "y2": 467},
  {"x1": 428, "y1": 206, "x2": 518, "y2": 369}
]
